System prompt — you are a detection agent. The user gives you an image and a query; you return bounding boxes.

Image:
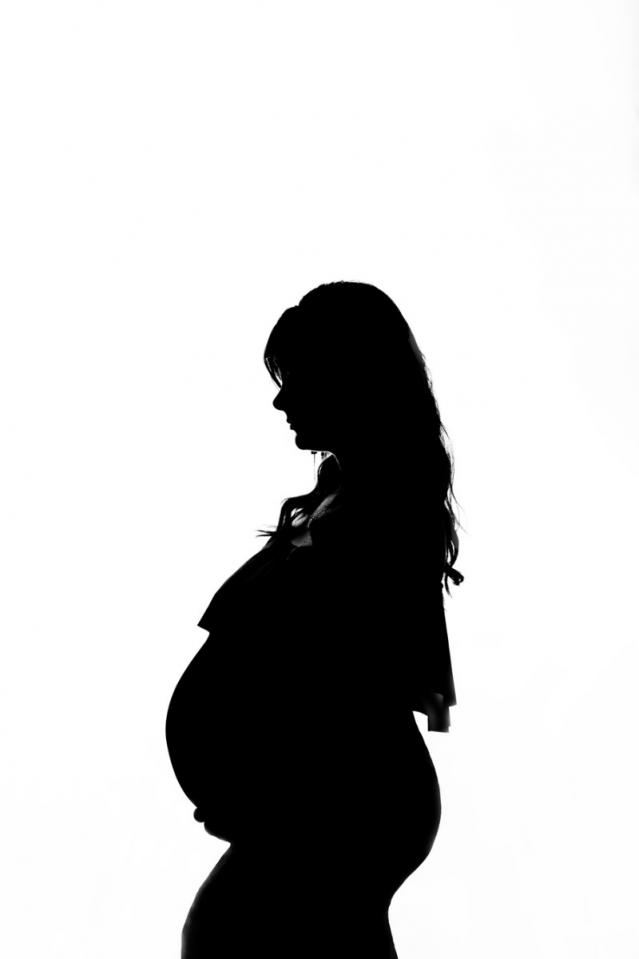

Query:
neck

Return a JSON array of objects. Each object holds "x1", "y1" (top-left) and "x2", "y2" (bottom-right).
[{"x1": 332, "y1": 449, "x2": 370, "y2": 493}]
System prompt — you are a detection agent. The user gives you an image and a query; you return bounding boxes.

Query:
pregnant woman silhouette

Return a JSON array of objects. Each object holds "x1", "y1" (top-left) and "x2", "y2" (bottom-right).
[{"x1": 166, "y1": 281, "x2": 464, "y2": 958}]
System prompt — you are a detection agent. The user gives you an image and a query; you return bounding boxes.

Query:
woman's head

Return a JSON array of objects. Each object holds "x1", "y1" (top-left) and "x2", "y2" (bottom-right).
[
  {"x1": 268, "y1": 283, "x2": 424, "y2": 456},
  {"x1": 261, "y1": 281, "x2": 464, "y2": 593}
]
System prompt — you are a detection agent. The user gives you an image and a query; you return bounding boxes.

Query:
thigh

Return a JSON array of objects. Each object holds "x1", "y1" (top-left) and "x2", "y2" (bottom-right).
[
  {"x1": 181, "y1": 848, "x2": 268, "y2": 958},
  {"x1": 181, "y1": 845, "x2": 330, "y2": 958},
  {"x1": 181, "y1": 842, "x2": 401, "y2": 959}
]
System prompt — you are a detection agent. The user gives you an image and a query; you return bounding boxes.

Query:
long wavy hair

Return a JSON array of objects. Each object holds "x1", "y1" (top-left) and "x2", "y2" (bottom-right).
[{"x1": 257, "y1": 281, "x2": 465, "y2": 597}]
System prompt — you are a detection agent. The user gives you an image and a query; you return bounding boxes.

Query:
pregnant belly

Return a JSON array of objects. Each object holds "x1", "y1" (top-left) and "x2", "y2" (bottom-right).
[
  {"x1": 165, "y1": 642, "x2": 251, "y2": 842},
  {"x1": 165, "y1": 640, "x2": 298, "y2": 843},
  {"x1": 167, "y1": 645, "x2": 439, "y2": 851}
]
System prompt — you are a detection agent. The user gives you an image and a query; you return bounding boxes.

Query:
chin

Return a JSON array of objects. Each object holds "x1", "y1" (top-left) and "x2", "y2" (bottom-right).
[{"x1": 295, "y1": 433, "x2": 322, "y2": 451}]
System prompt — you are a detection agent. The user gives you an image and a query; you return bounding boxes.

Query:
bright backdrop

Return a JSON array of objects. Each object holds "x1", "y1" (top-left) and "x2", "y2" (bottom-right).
[{"x1": 1, "y1": 2, "x2": 638, "y2": 957}]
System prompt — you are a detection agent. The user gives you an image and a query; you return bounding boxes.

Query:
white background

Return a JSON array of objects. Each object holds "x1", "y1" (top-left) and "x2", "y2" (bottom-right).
[{"x1": 2, "y1": 2, "x2": 638, "y2": 956}]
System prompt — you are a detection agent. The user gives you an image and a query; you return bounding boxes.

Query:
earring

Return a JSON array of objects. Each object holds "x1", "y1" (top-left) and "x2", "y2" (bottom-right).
[{"x1": 311, "y1": 450, "x2": 318, "y2": 485}]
